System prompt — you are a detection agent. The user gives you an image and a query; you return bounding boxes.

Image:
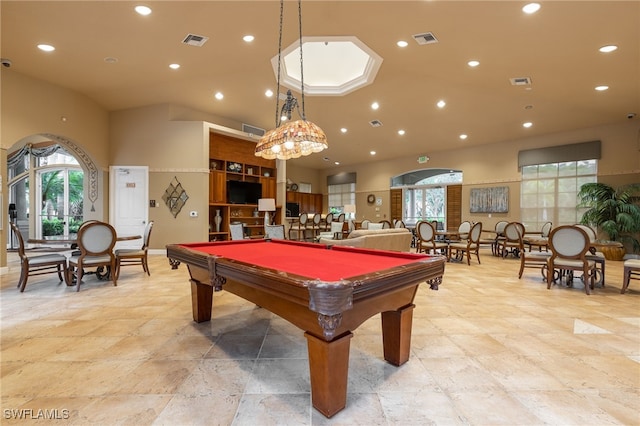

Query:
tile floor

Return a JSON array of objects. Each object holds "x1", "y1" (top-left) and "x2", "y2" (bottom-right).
[{"x1": 1, "y1": 248, "x2": 638, "y2": 425}]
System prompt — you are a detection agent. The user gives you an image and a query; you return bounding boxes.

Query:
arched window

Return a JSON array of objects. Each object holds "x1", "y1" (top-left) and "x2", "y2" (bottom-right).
[
  {"x1": 7, "y1": 143, "x2": 84, "y2": 241},
  {"x1": 391, "y1": 169, "x2": 462, "y2": 227}
]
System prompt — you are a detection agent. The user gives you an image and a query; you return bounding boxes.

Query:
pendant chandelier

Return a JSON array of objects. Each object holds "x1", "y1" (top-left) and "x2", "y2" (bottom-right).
[{"x1": 255, "y1": 0, "x2": 328, "y2": 160}]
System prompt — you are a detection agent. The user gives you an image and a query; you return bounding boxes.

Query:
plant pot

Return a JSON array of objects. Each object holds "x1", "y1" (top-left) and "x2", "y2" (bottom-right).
[{"x1": 600, "y1": 245, "x2": 626, "y2": 261}]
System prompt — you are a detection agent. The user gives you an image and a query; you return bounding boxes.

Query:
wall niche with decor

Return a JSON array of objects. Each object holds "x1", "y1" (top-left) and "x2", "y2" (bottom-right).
[{"x1": 208, "y1": 132, "x2": 278, "y2": 241}]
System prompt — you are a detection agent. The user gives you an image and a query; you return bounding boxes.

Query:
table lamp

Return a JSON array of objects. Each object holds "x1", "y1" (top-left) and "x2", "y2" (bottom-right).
[
  {"x1": 344, "y1": 204, "x2": 356, "y2": 232},
  {"x1": 258, "y1": 198, "x2": 276, "y2": 229}
]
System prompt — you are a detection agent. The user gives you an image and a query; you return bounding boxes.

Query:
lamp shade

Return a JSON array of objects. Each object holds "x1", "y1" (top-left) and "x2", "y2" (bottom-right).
[
  {"x1": 255, "y1": 120, "x2": 327, "y2": 160},
  {"x1": 258, "y1": 198, "x2": 276, "y2": 212}
]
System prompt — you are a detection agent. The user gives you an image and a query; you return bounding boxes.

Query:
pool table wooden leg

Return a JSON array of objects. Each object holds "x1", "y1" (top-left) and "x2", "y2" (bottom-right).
[
  {"x1": 190, "y1": 279, "x2": 213, "y2": 322},
  {"x1": 381, "y1": 304, "x2": 415, "y2": 366},
  {"x1": 305, "y1": 331, "x2": 353, "y2": 418}
]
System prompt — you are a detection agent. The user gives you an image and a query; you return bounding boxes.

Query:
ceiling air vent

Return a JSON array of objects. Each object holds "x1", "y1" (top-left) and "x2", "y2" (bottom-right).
[
  {"x1": 369, "y1": 120, "x2": 383, "y2": 127},
  {"x1": 413, "y1": 32, "x2": 438, "y2": 45},
  {"x1": 182, "y1": 34, "x2": 209, "y2": 47},
  {"x1": 242, "y1": 123, "x2": 265, "y2": 137},
  {"x1": 510, "y1": 77, "x2": 532, "y2": 86}
]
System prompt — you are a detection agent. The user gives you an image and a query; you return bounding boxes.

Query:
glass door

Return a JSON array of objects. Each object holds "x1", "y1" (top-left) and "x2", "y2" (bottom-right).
[
  {"x1": 36, "y1": 167, "x2": 84, "y2": 239},
  {"x1": 404, "y1": 186, "x2": 446, "y2": 227}
]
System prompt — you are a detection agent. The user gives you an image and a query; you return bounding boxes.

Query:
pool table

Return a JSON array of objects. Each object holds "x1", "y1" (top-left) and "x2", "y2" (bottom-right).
[{"x1": 166, "y1": 239, "x2": 445, "y2": 418}]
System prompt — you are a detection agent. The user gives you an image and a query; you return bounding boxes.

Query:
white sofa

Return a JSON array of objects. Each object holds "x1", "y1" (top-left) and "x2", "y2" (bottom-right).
[{"x1": 318, "y1": 228, "x2": 412, "y2": 252}]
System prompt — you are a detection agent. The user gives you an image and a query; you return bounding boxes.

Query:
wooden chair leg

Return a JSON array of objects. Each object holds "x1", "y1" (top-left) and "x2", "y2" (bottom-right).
[
  {"x1": 76, "y1": 266, "x2": 83, "y2": 291},
  {"x1": 621, "y1": 266, "x2": 631, "y2": 294},
  {"x1": 56, "y1": 265, "x2": 64, "y2": 282},
  {"x1": 18, "y1": 264, "x2": 28, "y2": 292}
]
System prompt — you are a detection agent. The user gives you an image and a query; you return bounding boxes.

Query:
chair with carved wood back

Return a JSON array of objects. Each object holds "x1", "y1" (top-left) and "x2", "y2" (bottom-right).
[
  {"x1": 66, "y1": 221, "x2": 117, "y2": 291},
  {"x1": 114, "y1": 221, "x2": 154, "y2": 279},
  {"x1": 10, "y1": 222, "x2": 68, "y2": 292}
]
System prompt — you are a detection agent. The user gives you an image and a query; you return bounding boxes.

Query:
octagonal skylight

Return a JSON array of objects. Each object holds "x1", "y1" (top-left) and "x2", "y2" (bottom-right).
[{"x1": 272, "y1": 36, "x2": 382, "y2": 96}]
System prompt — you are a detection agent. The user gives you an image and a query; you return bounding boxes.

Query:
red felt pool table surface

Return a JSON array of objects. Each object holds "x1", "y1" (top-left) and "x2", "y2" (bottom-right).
[
  {"x1": 178, "y1": 239, "x2": 427, "y2": 282},
  {"x1": 166, "y1": 238, "x2": 445, "y2": 418}
]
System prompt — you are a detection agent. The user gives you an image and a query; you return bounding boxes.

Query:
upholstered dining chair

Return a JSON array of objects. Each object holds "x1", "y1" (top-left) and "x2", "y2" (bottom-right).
[
  {"x1": 526, "y1": 221, "x2": 552, "y2": 252},
  {"x1": 447, "y1": 221, "x2": 471, "y2": 243},
  {"x1": 394, "y1": 220, "x2": 406, "y2": 228},
  {"x1": 416, "y1": 220, "x2": 448, "y2": 256},
  {"x1": 360, "y1": 219, "x2": 371, "y2": 229},
  {"x1": 574, "y1": 223, "x2": 606, "y2": 286},
  {"x1": 478, "y1": 220, "x2": 509, "y2": 256},
  {"x1": 10, "y1": 222, "x2": 69, "y2": 292},
  {"x1": 621, "y1": 258, "x2": 640, "y2": 294},
  {"x1": 229, "y1": 223, "x2": 247, "y2": 240},
  {"x1": 448, "y1": 221, "x2": 483, "y2": 265},
  {"x1": 114, "y1": 221, "x2": 154, "y2": 279},
  {"x1": 308, "y1": 213, "x2": 322, "y2": 239},
  {"x1": 497, "y1": 222, "x2": 525, "y2": 258},
  {"x1": 265, "y1": 224, "x2": 286, "y2": 240},
  {"x1": 546, "y1": 225, "x2": 597, "y2": 295},
  {"x1": 380, "y1": 220, "x2": 393, "y2": 229},
  {"x1": 288, "y1": 213, "x2": 309, "y2": 241},
  {"x1": 317, "y1": 221, "x2": 345, "y2": 241},
  {"x1": 518, "y1": 225, "x2": 551, "y2": 280},
  {"x1": 321, "y1": 212, "x2": 334, "y2": 231},
  {"x1": 66, "y1": 221, "x2": 117, "y2": 291}
]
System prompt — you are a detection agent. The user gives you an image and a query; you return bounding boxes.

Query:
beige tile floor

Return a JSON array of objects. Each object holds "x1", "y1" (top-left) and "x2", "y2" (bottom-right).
[{"x1": 1, "y1": 248, "x2": 638, "y2": 425}]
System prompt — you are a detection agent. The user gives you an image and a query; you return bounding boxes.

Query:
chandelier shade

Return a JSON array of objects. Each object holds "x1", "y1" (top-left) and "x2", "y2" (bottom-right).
[
  {"x1": 255, "y1": 119, "x2": 327, "y2": 160},
  {"x1": 255, "y1": 0, "x2": 328, "y2": 160}
]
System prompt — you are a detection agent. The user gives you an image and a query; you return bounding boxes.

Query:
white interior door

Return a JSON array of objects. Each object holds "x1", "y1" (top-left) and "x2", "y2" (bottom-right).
[{"x1": 109, "y1": 166, "x2": 148, "y2": 249}]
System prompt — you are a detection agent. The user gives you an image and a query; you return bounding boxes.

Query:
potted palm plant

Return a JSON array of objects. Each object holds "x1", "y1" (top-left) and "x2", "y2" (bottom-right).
[{"x1": 577, "y1": 182, "x2": 640, "y2": 259}]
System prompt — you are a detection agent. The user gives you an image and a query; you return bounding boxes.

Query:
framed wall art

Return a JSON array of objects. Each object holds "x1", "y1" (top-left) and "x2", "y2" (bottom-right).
[{"x1": 470, "y1": 186, "x2": 509, "y2": 213}]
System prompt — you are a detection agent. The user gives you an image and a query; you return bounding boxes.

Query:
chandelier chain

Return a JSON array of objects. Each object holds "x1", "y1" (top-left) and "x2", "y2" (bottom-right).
[
  {"x1": 274, "y1": 0, "x2": 284, "y2": 128},
  {"x1": 298, "y1": 0, "x2": 306, "y2": 120}
]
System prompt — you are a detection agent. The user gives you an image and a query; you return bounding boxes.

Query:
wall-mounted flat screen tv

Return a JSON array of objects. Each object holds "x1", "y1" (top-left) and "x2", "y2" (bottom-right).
[{"x1": 227, "y1": 180, "x2": 263, "y2": 204}]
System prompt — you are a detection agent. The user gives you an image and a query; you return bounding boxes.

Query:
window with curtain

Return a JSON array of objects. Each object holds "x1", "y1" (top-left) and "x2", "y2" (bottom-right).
[{"x1": 520, "y1": 160, "x2": 597, "y2": 232}]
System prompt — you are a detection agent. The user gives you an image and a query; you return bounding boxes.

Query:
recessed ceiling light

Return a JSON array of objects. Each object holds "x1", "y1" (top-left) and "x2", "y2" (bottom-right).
[
  {"x1": 104, "y1": 57, "x2": 118, "y2": 64},
  {"x1": 459, "y1": 134, "x2": 468, "y2": 140},
  {"x1": 467, "y1": 60, "x2": 480, "y2": 67},
  {"x1": 214, "y1": 92, "x2": 224, "y2": 100},
  {"x1": 334, "y1": 161, "x2": 340, "y2": 165},
  {"x1": 523, "y1": 122, "x2": 533, "y2": 128},
  {"x1": 243, "y1": 35, "x2": 255, "y2": 43},
  {"x1": 595, "y1": 85, "x2": 609, "y2": 91},
  {"x1": 169, "y1": 63, "x2": 180, "y2": 70},
  {"x1": 37, "y1": 44, "x2": 55, "y2": 52},
  {"x1": 599, "y1": 45, "x2": 618, "y2": 53},
  {"x1": 522, "y1": 3, "x2": 541, "y2": 14},
  {"x1": 134, "y1": 5, "x2": 152, "y2": 16},
  {"x1": 371, "y1": 102, "x2": 380, "y2": 110},
  {"x1": 370, "y1": 151, "x2": 376, "y2": 156},
  {"x1": 436, "y1": 100, "x2": 446, "y2": 108},
  {"x1": 265, "y1": 89, "x2": 273, "y2": 97},
  {"x1": 398, "y1": 130, "x2": 405, "y2": 136},
  {"x1": 397, "y1": 40, "x2": 408, "y2": 48},
  {"x1": 340, "y1": 128, "x2": 347, "y2": 133}
]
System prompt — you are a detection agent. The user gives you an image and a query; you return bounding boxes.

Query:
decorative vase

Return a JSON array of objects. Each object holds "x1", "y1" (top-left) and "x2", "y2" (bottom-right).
[{"x1": 214, "y1": 210, "x2": 222, "y2": 232}]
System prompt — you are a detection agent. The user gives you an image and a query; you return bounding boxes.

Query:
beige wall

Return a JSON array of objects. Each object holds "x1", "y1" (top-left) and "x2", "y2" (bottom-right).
[
  {"x1": 1, "y1": 67, "x2": 639, "y2": 270},
  {"x1": 319, "y1": 121, "x2": 640, "y2": 229},
  {"x1": 110, "y1": 109, "x2": 211, "y2": 247},
  {"x1": 0, "y1": 69, "x2": 109, "y2": 159},
  {"x1": 1, "y1": 70, "x2": 110, "y2": 269}
]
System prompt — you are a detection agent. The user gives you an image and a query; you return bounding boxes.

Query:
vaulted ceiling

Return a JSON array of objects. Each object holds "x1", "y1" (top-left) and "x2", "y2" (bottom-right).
[{"x1": 2, "y1": 1, "x2": 638, "y2": 169}]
